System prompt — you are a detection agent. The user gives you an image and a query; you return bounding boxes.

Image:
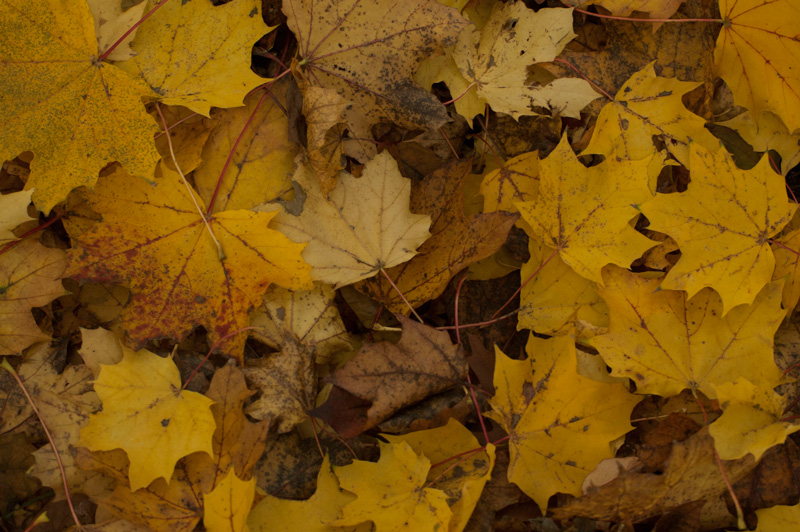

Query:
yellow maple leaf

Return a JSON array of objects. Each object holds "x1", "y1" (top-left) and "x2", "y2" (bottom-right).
[
  {"x1": 518, "y1": 239, "x2": 608, "y2": 338},
  {"x1": 355, "y1": 159, "x2": 518, "y2": 312},
  {"x1": 285, "y1": 0, "x2": 467, "y2": 130},
  {"x1": 452, "y1": 3, "x2": 599, "y2": 120},
  {"x1": 639, "y1": 144, "x2": 796, "y2": 313},
  {"x1": 772, "y1": 227, "x2": 800, "y2": 317},
  {"x1": 709, "y1": 378, "x2": 800, "y2": 461},
  {"x1": 79, "y1": 345, "x2": 216, "y2": 491},
  {"x1": 247, "y1": 455, "x2": 359, "y2": 532},
  {"x1": 480, "y1": 151, "x2": 539, "y2": 215},
  {"x1": 516, "y1": 135, "x2": 656, "y2": 284},
  {"x1": 384, "y1": 419, "x2": 496, "y2": 532},
  {"x1": 66, "y1": 163, "x2": 312, "y2": 358},
  {"x1": 581, "y1": 62, "x2": 720, "y2": 166},
  {"x1": 715, "y1": 0, "x2": 800, "y2": 132},
  {"x1": 271, "y1": 152, "x2": 431, "y2": 288},
  {"x1": 204, "y1": 469, "x2": 255, "y2": 532},
  {"x1": 591, "y1": 266, "x2": 786, "y2": 398},
  {"x1": 194, "y1": 83, "x2": 299, "y2": 212},
  {"x1": 0, "y1": 239, "x2": 67, "y2": 355},
  {"x1": 0, "y1": 0, "x2": 160, "y2": 213},
  {"x1": 487, "y1": 335, "x2": 639, "y2": 512},
  {"x1": 332, "y1": 441, "x2": 452, "y2": 532},
  {"x1": 119, "y1": 0, "x2": 271, "y2": 116}
]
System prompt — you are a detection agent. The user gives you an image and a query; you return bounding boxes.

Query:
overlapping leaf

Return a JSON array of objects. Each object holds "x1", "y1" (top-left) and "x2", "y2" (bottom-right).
[
  {"x1": 0, "y1": 0, "x2": 160, "y2": 212},
  {"x1": 517, "y1": 135, "x2": 655, "y2": 284},
  {"x1": 284, "y1": 0, "x2": 467, "y2": 130},
  {"x1": 591, "y1": 266, "x2": 786, "y2": 398},
  {"x1": 715, "y1": 0, "x2": 800, "y2": 132},
  {"x1": 487, "y1": 335, "x2": 639, "y2": 511},
  {"x1": 639, "y1": 144, "x2": 796, "y2": 313},
  {"x1": 67, "y1": 164, "x2": 312, "y2": 357},
  {"x1": 119, "y1": 0, "x2": 271, "y2": 116}
]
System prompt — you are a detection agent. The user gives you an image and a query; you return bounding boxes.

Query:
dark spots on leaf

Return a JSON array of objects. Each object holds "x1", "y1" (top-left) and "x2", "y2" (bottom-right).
[
  {"x1": 195, "y1": 295, "x2": 206, "y2": 303},
  {"x1": 569, "y1": 416, "x2": 580, "y2": 423},
  {"x1": 620, "y1": 118, "x2": 629, "y2": 130},
  {"x1": 635, "y1": 373, "x2": 644, "y2": 381},
  {"x1": 657, "y1": 90, "x2": 673, "y2": 97},
  {"x1": 161, "y1": 418, "x2": 170, "y2": 427},
  {"x1": 248, "y1": 7, "x2": 257, "y2": 17},
  {"x1": 276, "y1": 307, "x2": 285, "y2": 320},
  {"x1": 522, "y1": 381, "x2": 535, "y2": 402},
  {"x1": 565, "y1": 460, "x2": 577, "y2": 467}
]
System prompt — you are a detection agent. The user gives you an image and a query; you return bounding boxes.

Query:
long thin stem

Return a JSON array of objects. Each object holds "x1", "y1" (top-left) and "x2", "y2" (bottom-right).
[
  {"x1": 380, "y1": 268, "x2": 425, "y2": 323},
  {"x1": 99, "y1": 0, "x2": 170, "y2": 61},
  {"x1": 1, "y1": 359, "x2": 83, "y2": 531},
  {"x1": 0, "y1": 212, "x2": 63, "y2": 257},
  {"x1": 572, "y1": 6, "x2": 722, "y2": 23},
  {"x1": 155, "y1": 103, "x2": 226, "y2": 261}
]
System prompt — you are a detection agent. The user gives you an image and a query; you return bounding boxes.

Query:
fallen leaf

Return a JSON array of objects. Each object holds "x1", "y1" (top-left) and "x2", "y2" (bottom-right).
[
  {"x1": 185, "y1": 365, "x2": 269, "y2": 493},
  {"x1": 332, "y1": 441, "x2": 453, "y2": 531},
  {"x1": 119, "y1": 0, "x2": 272, "y2": 116},
  {"x1": 721, "y1": 110, "x2": 800, "y2": 175},
  {"x1": 270, "y1": 152, "x2": 431, "y2": 287},
  {"x1": 79, "y1": 346, "x2": 216, "y2": 491},
  {"x1": 518, "y1": 239, "x2": 608, "y2": 337},
  {"x1": 452, "y1": 3, "x2": 599, "y2": 120},
  {"x1": 516, "y1": 135, "x2": 656, "y2": 284},
  {"x1": 591, "y1": 266, "x2": 786, "y2": 399},
  {"x1": 356, "y1": 159, "x2": 518, "y2": 312},
  {"x1": 581, "y1": 62, "x2": 720, "y2": 166},
  {"x1": 755, "y1": 503, "x2": 800, "y2": 531},
  {"x1": 247, "y1": 455, "x2": 358, "y2": 532},
  {"x1": 0, "y1": 0, "x2": 159, "y2": 212},
  {"x1": 101, "y1": 472, "x2": 202, "y2": 532},
  {"x1": 551, "y1": 428, "x2": 756, "y2": 522},
  {"x1": 319, "y1": 315, "x2": 467, "y2": 438},
  {"x1": 639, "y1": 144, "x2": 796, "y2": 313},
  {"x1": 193, "y1": 82, "x2": 299, "y2": 212},
  {"x1": 284, "y1": 0, "x2": 467, "y2": 130},
  {"x1": 243, "y1": 342, "x2": 316, "y2": 433},
  {"x1": 479, "y1": 151, "x2": 540, "y2": 215},
  {"x1": 715, "y1": 0, "x2": 800, "y2": 132},
  {"x1": 709, "y1": 378, "x2": 800, "y2": 461},
  {"x1": 564, "y1": 0, "x2": 685, "y2": 21},
  {"x1": 487, "y1": 335, "x2": 639, "y2": 511},
  {"x1": 67, "y1": 163, "x2": 312, "y2": 358},
  {"x1": 0, "y1": 238, "x2": 67, "y2": 355},
  {"x1": 249, "y1": 283, "x2": 352, "y2": 365},
  {"x1": 203, "y1": 469, "x2": 255, "y2": 532},
  {"x1": 385, "y1": 418, "x2": 496, "y2": 532}
]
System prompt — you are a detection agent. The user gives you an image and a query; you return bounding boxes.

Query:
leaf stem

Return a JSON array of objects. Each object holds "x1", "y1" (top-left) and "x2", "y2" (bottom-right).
[
  {"x1": 155, "y1": 103, "x2": 226, "y2": 261},
  {"x1": 0, "y1": 212, "x2": 63, "y2": 258},
  {"x1": 98, "y1": 0, "x2": 170, "y2": 61},
  {"x1": 571, "y1": 6, "x2": 722, "y2": 24},
  {"x1": 1, "y1": 358, "x2": 84, "y2": 531},
  {"x1": 553, "y1": 58, "x2": 613, "y2": 100},
  {"x1": 380, "y1": 268, "x2": 425, "y2": 323}
]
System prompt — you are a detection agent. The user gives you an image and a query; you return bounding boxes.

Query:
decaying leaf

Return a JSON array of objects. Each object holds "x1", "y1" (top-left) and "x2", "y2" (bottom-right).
[
  {"x1": 452, "y1": 3, "x2": 599, "y2": 120},
  {"x1": 67, "y1": 164, "x2": 312, "y2": 358},
  {"x1": 318, "y1": 316, "x2": 467, "y2": 438},
  {"x1": 284, "y1": 0, "x2": 467, "y2": 130},
  {"x1": 0, "y1": 238, "x2": 67, "y2": 355}
]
